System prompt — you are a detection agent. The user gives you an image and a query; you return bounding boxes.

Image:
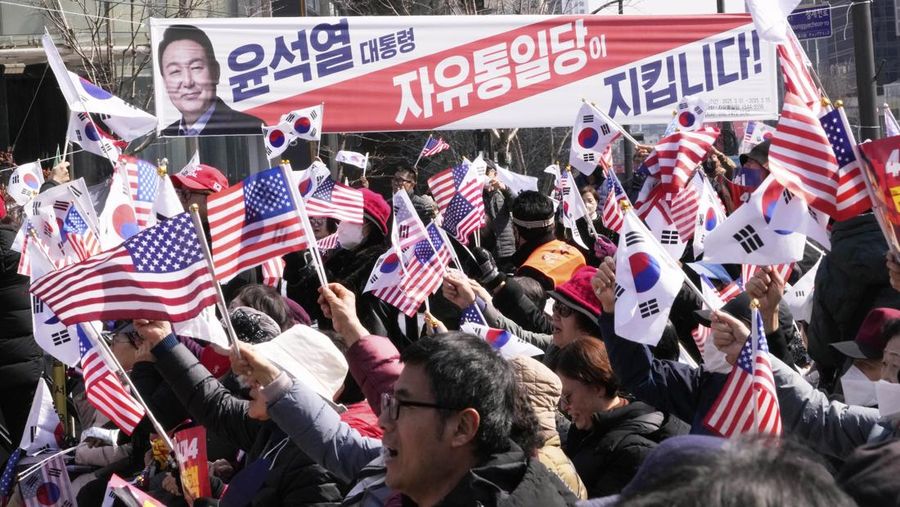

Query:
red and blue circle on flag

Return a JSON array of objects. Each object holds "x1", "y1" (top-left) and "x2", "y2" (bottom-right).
[
  {"x1": 84, "y1": 123, "x2": 100, "y2": 142},
  {"x1": 293, "y1": 117, "x2": 312, "y2": 135},
  {"x1": 380, "y1": 252, "x2": 400, "y2": 273},
  {"x1": 577, "y1": 128, "x2": 599, "y2": 149},
  {"x1": 704, "y1": 207, "x2": 718, "y2": 231},
  {"x1": 678, "y1": 111, "x2": 696, "y2": 128},
  {"x1": 268, "y1": 129, "x2": 286, "y2": 148},
  {"x1": 485, "y1": 328, "x2": 511, "y2": 349},
  {"x1": 35, "y1": 481, "x2": 61, "y2": 505},
  {"x1": 298, "y1": 178, "x2": 314, "y2": 197},
  {"x1": 629, "y1": 252, "x2": 661, "y2": 293},
  {"x1": 23, "y1": 172, "x2": 40, "y2": 189},
  {"x1": 113, "y1": 204, "x2": 139, "y2": 239}
]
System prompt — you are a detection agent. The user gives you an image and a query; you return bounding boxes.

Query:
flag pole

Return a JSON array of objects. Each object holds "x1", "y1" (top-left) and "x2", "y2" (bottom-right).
[
  {"x1": 81, "y1": 322, "x2": 178, "y2": 456},
  {"x1": 585, "y1": 99, "x2": 643, "y2": 148},
  {"x1": 362, "y1": 152, "x2": 369, "y2": 178},
  {"x1": 283, "y1": 162, "x2": 329, "y2": 288},
  {"x1": 315, "y1": 102, "x2": 325, "y2": 159},
  {"x1": 17, "y1": 446, "x2": 81, "y2": 481},
  {"x1": 413, "y1": 134, "x2": 432, "y2": 170},
  {"x1": 434, "y1": 225, "x2": 488, "y2": 323},
  {"x1": 749, "y1": 300, "x2": 762, "y2": 431},
  {"x1": 187, "y1": 205, "x2": 243, "y2": 360}
]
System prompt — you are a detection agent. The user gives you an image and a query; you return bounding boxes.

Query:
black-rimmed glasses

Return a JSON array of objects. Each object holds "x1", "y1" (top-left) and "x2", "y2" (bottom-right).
[{"x1": 381, "y1": 392, "x2": 458, "y2": 421}]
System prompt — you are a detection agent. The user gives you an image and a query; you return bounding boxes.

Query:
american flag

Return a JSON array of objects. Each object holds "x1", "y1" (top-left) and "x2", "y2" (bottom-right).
[
  {"x1": 392, "y1": 191, "x2": 430, "y2": 251},
  {"x1": 778, "y1": 29, "x2": 820, "y2": 106},
  {"x1": 601, "y1": 171, "x2": 628, "y2": 232},
  {"x1": 119, "y1": 156, "x2": 161, "y2": 229},
  {"x1": 768, "y1": 92, "x2": 841, "y2": 217},
  {"x1": 30, "y1": 213, "x2": 217, "y2": 325},
  {"x1": 639, "y1": 127, "x2": 719, "y2": 198},
  {"x1": 372, "y1": 284, "x2": 421, "y2": 317},
  {"x1": 261, "y1": 257, "x2": 285, "y2": 288},
  {"x1": 208, "y1": 166, "x2": 308, "y2": 282},
  {"x1": 0, "y1": 448, "x2": 22, "y2": 503},
  {"x1": 742, "y1": 263, "x2": 793, "y2": 289},
  {"x1": 300, "y1": 162, "x2": 364, "y2": 224},
  {"x1": 668, "y1": 183, "x2": 701, "y2": 241},
  {"x1": 19, "y1": 454, "x2": 76, "y2": 507},
  {"x1": 704, "y1": 307, "x2": 782, "y2": 437},
  {"x1": 61, "y1": 204, "x2": 101, "y2": 261},
  {"x1": 460, "y1": 303, "x2": 486, "y2": 325},
  {"x1": 420, "y1": 136, "x2": 451, "y2": 158},
  {"x1": 821, "y1": 108, "x2": 872, "y2": 220},
  {"x1": 78, "y1": 326, "x2": 145, "y2": 435},
  {"x1": 399, "y1": 223, "x2": 452, "y2": 303},
  {"x1": 427, "y1": 162, "x2": 485, "y2": 244},
  {"x1": 317, "y1": 233, "x2": 340, "y2": 251}
]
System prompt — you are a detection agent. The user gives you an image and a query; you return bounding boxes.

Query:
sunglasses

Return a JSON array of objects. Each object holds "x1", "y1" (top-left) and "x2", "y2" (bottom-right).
[{"x1": 553, "y1": 301, "x2": 574, "y2": 318}]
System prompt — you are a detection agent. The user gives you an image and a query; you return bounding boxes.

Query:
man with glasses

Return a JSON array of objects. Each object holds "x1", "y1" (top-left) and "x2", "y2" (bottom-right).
[
  {"x1": 392, "y1": 166, "x2": 439, "y2": 223},
  {"x1": 229, "y1": 282, "x2": 580, "y2": 506}
]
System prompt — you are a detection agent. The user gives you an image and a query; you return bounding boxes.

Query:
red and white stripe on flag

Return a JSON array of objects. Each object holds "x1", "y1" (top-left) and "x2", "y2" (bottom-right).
[
  {"x1": 668, "y1": 185, "x2": 701, "y2": 241},
  {"x1": 768, "y1": 92, "x2": 841, "y2": 217},
  {"x1": 778, "y1": 29, "x2": 820, "y2": 106},
  {"x1": 651, "y1": 127, "x2": 719, "y2": 196},
  {"x1": 208, "y1": 166, "x2": 308, "y2": 282},
  {"x1": 398, "y1": 224, "x2": 452, "y2": 304},
  {"x1": 602, "y1": 189, "x2": 624, "y2": 232},
  {"x1": 81, "y1": 332, "x2": 145, "y2": 434},
  {"x1": 372, "y1": 285, "x2": 421, "y2": 317},
  {"x1": 742, "y1": 263, "x2": 793, "y2": 288},
  {"x1": 30, "y1": 213, "x2": 218, "y2": 325},
  {"x1": 704, "y1": 309, "x2": 782, "y2": 437},
  {"x1": 262, "y1": 257, "x2": 285, "y2": 288}
]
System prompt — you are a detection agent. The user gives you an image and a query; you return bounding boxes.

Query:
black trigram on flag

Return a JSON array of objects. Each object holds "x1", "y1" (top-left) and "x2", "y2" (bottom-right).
[
  {"x1": 795, "y1": 290, "x2": 806, "y2": 298},
  {"x1": 10, "y1": 174, "x2": 18, "y2": 185},
  {"x1": 625, "y1": 231, "x2": 645, "y2": 247},
  {"x1": 70, "y1": 186, "x2": 82, "y2": 197},
  {"x1": 310, "y1": 109, "x2": 318, "y2": 120},
  {"x1": 25, "y1": 472, "x2": 40, "y2": 488},
  {"x1": 600, "y1": 123, "x2": 611, "y2": 135},
  {"x1": 47, "y1": 466, "x2": 62, "y2": 478},
  {"x1": 615, "y1": 284, "x2": 625, "y2": 299},
  {"x1": 582, "y1": 114, "x2": 594, "y2": 123},
  {"x1": 309, "y1": 128, "x2": 318, "y2": 138},
  {"x1": 660, "y1": 230, "x2": 680, "y2": 245},
  {"x1": 32, "y1": 200, "x2": 41, "y2": 215},
  {"x1": 582, "y1": 153, "x2": 595, "y2": 162},
  {"x1": 399, "y1": 224, "x2": 410, "y2": 239},
  {"x1": 30, "y1": 425, "x2": 36, "y2": 442},
  {"x1": 51, "y1": 330, "x2": 71, "y2": 347},
  {"x1": 32, "y1": 295, "x2": 44, "y2": 314},
  {"x1": 782, "y1": 189, "x2": 793, "y2": 205},
  {"x1": 639, "y1": 299, "x2": 660, "y2": 318},
  {"x1": 368, "y1": 273, "x2": 378, "y2": 285},
  {"x1": 53, "y1": 200, "x2": 70, "y2": 212},
  {"x1": 60, "y1": 501, "x2": 73, "y2": 507},
  {"x1": 733, "y1": 225, "x2": 764, "y2": 254}
]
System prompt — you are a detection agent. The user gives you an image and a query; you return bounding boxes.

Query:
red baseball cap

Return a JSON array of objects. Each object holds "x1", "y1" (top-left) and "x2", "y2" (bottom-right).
[
  {"x1": 832, "y1": 307, "x2": 900, "y2": 359},
  {"x1": 171, "y1": 164, "x2": 229, "y2": 193}
]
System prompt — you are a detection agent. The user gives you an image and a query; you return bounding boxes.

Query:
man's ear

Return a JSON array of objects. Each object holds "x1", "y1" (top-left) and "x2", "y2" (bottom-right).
[
  {"x1": 449, "y1": 408, "x2": 480, "y2": 448},
  {"x1": 211, "y1": 60, "x2": 221, "y2": 85}
]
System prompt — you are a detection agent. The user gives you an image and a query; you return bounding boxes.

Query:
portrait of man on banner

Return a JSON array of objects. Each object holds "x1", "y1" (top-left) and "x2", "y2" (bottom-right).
[{"x1": 157, "y1": 24, "x2": 263, "y2": 136}]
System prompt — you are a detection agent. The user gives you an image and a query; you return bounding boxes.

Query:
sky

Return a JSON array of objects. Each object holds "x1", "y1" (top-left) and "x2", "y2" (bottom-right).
[{"x1": 586, "y1": 0, "x2": 747, "y2": 15}]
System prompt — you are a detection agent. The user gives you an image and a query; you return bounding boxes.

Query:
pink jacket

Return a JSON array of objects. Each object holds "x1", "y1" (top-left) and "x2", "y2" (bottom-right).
[{"x1": 345, "y1": 335, "x2": 403, "y2": 416}]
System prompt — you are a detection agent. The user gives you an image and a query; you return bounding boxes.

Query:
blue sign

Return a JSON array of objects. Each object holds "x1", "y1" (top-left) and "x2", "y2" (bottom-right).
[{"x1": 788, "y1": 4, "x2": 832, "y2": 40}]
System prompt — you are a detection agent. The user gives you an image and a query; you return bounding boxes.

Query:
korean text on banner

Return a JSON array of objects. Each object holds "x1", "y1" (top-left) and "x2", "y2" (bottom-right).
[{"x1": 149, "y1": 14, "x2": 778, "y2": 135}]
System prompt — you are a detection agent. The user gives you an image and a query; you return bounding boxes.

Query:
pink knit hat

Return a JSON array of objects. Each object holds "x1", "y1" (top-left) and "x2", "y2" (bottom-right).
[{"x1": 548, "y1": 265, "x2": 602, "y2": 321}]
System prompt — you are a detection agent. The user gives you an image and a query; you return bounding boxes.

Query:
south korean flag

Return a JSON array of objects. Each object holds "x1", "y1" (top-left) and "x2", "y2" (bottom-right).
[
  {"x1": 27, "y1": 238, "x2": 81, "y2": 366},
  {"x1": 569, "y1": 102, "x2": 620, "y2": 176},
  {"x1": 282, "y1": 104, "x2": 323, "y2": 141},
  {"x1": 615, "y1": 210, "x2": 684, "y2": 346}
]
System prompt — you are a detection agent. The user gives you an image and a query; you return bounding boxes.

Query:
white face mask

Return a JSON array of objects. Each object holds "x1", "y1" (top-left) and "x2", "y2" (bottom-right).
[
  {"x1": 337, "y1": 221, "x2": 366, "y2": 250},
  {"x1": 841, "y1": 365, "x2": 879, "y2": 407},
  {"x1": 876, "y1": 380, "x2": 900, "y2": 419}
]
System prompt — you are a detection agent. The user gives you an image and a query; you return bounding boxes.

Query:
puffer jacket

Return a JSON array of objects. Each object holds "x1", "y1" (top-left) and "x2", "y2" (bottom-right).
[
  {"x1": 510, "y1": 356, "x2": 588, "y2": 499},
  {"x1": 151, "y1": 335, "x2": 344, "y2": 506},
  {"x1": 808, "y1": 214, "x2": 900, "y2": 380},
  {"x1": 0, "y1": 224, "x2": 42, "y2": 445}
]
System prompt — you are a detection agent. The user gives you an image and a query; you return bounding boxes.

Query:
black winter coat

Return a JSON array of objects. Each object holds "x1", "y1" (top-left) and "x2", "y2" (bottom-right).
[
  {"x1": 152, "y1": 337, "x2": 344, "y2": 506},
  {"x1": 0, "y1": 224, "x2": 43, "y2": 445},
  {"x1": 431, "y1": 443, "x2": 579, "y2": 507},
  {"x1": 564, "y1": 401, "x2": 688, "y2": 498},
  {"x1": 808, "y1": 214, "x2": 900, "y2": 377}
]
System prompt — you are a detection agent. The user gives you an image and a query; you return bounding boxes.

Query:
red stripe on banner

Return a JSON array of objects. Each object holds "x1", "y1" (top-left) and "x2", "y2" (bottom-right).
[{"x1": 244, "y1": 15, "x2": 755, "y2": 131}]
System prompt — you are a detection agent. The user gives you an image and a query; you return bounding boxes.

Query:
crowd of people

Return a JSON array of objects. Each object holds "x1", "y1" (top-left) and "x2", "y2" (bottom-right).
[{"x1": 0, "y1": 135, "x2": 899, "y2": 506}]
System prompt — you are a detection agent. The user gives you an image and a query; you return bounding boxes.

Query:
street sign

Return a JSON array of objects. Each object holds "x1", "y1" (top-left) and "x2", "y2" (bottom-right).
[{"x1": 788, "y1": 4, "x2": 832, "y2": 40}]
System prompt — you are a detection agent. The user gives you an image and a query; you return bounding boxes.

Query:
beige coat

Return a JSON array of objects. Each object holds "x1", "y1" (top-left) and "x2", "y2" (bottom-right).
[{"x1": 511, "y1": 356, "x2": 588, "y2": 500}]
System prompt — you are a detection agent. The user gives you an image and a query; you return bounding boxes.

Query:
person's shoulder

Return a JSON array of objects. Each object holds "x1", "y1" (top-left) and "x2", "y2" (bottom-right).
[{"x1": 204, "y1": 98, "x2": 262, "y2": 135}]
